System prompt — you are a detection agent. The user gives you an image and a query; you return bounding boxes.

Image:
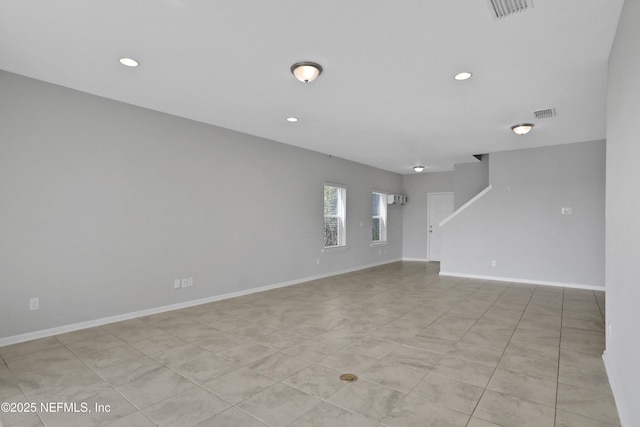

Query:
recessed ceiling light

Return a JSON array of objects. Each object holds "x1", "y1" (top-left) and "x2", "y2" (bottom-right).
[
  {"x1": 119, "y1": 57, "x2": 139, "y2": 67},
  {"x1": 286, "y1": 117, "x2": 298, "y2": 122},
  {"x1": 454, "y1": 72, "x2": 472, "y2": 81},
  {"x1": 511, "y1": 123, "x2": 534, "y2": 135},
  {"x1": 413, "y1": 165, "x2": 425, "y2": 172}
]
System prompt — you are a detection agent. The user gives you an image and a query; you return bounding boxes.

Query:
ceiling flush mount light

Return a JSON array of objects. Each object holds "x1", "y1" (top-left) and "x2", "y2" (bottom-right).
[
  {"x1": 454, "y1": 72, "x2": 472, "y2": 81},
  {"x1": 511, "y1": 123, "x2": 534, "y2": 135},
  {"x1": 286, "y1": 117, "x2": 298, "y2": 122},
  {"x1": 413, "y1": 165, "x2": 425, "y2": 172},
  {"x1": 291, "y1": 62, "x2": 323, "y2": 83},
  {"x1": 119, "y1": 57, "x2": 139, "y2": 67}
]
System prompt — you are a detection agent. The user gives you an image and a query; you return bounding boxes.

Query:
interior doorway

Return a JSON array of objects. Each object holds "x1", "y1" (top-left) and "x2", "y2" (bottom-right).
[{"x1": 427, "y1": 192, "x2": 454, "y2": 261}]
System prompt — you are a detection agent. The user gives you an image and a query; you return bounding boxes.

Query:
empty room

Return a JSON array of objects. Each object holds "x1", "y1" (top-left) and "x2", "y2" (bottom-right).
[{"x1": 1, "y1": 1, "x2": 638, "y2": 426}]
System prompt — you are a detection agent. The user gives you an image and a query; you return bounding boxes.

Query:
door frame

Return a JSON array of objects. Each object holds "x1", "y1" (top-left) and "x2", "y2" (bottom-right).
[{"x1": 427, "y1": 192, "x2": 454, "y2": 261}]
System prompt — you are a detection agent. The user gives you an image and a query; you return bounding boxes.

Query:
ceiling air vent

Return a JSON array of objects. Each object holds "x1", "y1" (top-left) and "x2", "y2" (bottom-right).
[
  {"x1": 487, "y1": 0, "x2": 533, "y2": 19},
  {"x1": 533, "y1": 108, "x2": 556, "y2": 119}
]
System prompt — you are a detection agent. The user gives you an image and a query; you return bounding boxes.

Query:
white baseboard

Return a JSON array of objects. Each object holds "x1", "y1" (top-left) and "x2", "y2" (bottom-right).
[
  {"x1": 602, "y1": 350, "x2": 629, "y2": 426},
  {"x1": 439, "y1": 271, "x2": 605, "y2": 291},
  {"x1": 0, "y1": 259, "x2": 401, "y2": 347},
  {"x1": 402, "y1": 258, "x2": 430, "y2": 262}
]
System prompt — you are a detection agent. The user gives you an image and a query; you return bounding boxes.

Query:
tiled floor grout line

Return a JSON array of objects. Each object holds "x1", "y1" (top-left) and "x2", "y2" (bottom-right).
[
  {"x1": 48, "y1": 324, "x2": 279, "y2": 425},
  {"x1": 553, "y1": 287, "x2": 565, "y2": 427},
  {"x1": 464, "y1": 281, "x2": 538, "y2": 426},
  {"x1": 594, "y1": 289, "x2": 606, "y2": 321},
  {"x1": 55, "y1": 333, "x2": 163, "y2": 426},
  {"x1": 267, "y1": 275, "x2": 473, "y2": 426},
  {"x1": 425, "y1": 278, "x2": 514, "y2": 415}
]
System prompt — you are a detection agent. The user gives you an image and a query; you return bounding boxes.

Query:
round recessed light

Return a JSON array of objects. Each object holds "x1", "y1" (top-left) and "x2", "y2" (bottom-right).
[
  {"x1": 286, "y1": 117, "x2": 298, "y2": 122},
  {"x1": 511, "y1": 123, "x2": 534, "y2": 135},
  {"x1": 119, "y1": 57, "x2": 139, "y2": 67},
  {"x1": 413, "y1": 165, "x2": 425, "y2": 172},
  {"x1": 454, "y1": 72, "x2": 472, "y2": 81}
]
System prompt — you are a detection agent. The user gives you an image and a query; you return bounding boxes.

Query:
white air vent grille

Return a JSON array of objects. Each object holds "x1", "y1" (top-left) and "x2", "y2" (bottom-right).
[
  {"x1": 533, "y1": 108, "x2": 556, "y2": 119},
  {"x1": 488, "y1": 0, "x2": 533, "y2": 19}
]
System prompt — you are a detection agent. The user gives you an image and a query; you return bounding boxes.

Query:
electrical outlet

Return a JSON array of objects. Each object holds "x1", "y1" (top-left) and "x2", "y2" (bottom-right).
[
  {"x1": 491, "y1": 260, "x2": 497, "y2": 267},
  {"x1": 181, "y1": 278, "x2": 188, "y2": 288},
  {"x1": 174, "y1": 279, "x2": 181, "y2": 289},
  {"x1": 29, "y1": 297, "x2": 39, "y2": 310},
  {"x1": 187, "y1": 277, "x2": 193, "y2": 287},
  {"x1": 561, "y1": 207, "x2": 572, "y2": 215}
]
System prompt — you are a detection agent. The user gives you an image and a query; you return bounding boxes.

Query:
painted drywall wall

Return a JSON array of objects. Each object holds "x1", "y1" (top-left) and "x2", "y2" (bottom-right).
[
  {"x1": 0, "y1": 71, "x2": 403, "y2": 339},
  {"x1": 605, "y1": 0, "x2": 640, "y2": 423},
  {"x1": 453, "y1": 156, "x2": 489, "y2": 210},
  {"x1": 440, "y1": 140, "x2": 605, "y2": 288},
  {"x1": 401, "y1": 171, "x2": 454, "y2": 261}
]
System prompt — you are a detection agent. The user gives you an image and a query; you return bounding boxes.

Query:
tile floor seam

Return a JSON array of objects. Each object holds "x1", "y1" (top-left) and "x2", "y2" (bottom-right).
[
  {"x1": 466, "y1": 282, "x2": 537, "y2": 422},
  {"x1": 363, "y1": 279, "x2": 508, "y2": 424},
  {"x1": 276, "y1": 369, "x2": 389, "y2": 425},
  {"x1": 56, "y1": 331, "x2": 238, "y2": 423},
  {"x1": 552, "y1": 287, "x2": 565, "y2": 427},
  {"x1": 228, "y1": 403, "x2": 275, "y2": 426},
  {"x1": 280, "y1": 393, "x2": 380, "y2": 427}
]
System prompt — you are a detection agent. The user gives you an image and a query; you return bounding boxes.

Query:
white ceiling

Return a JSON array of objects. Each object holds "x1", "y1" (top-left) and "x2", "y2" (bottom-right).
[{"x1": 0, "y1": 0, "x2": 624, "y2": 174}]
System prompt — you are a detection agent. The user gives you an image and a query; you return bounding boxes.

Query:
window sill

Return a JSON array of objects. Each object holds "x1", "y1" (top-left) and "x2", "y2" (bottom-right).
[
  {"x1": 371, "y1": 241, "x2": 388, "y2": 247},
  {"x1": 322, "y1": 246, "x2": 349, "y2": 253}
]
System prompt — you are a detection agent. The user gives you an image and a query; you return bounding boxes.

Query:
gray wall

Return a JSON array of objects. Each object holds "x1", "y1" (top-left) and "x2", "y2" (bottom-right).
[
  {"x1": 453, "y1": 156, "x2": 489, "y2": 210},
  {"x1": 0, "y1": 71, "x2": 403, "y2": 339},
  {"x1": 441, "y1": 140, "x2": 605, "y2": 288},
  {"x1": 605, "y1": 0, "x2": 640, "y2": 423},
  {"x1": 401, "y1": 171, "x2": 454, "y2": 261}
]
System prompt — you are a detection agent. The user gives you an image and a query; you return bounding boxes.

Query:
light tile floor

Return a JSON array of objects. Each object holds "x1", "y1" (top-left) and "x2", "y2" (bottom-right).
[{"x1": 0, "y1": 262, "x2": 620, "y2": 426}]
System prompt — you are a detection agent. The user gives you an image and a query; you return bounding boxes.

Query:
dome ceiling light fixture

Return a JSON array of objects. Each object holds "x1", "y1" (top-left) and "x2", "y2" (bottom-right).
[
  {"x1": 511, "y1": 123, "x2": 534, "y2": 135},
  {"x1": 291, "y1": 62, "x2": 323, "y2": 83},
  {"x1": 413, "y1": 165, "x2": 425, "y2": 172},
  {"x1": 286, "y1": 117, "x2": 298, "y2": 122}
]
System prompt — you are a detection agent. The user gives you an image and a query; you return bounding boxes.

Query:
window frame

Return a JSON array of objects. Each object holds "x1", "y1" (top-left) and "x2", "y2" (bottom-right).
[
  {"x1": 371, "y1": 190, "x2": 388, "y2": 244},
  {"x1": 323, "y1": 183, "x2": 347, "y2": 250}
]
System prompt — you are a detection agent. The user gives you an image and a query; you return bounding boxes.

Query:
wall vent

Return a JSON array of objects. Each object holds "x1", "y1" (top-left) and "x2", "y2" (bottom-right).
[
  {"x1": 533, "y1": 108, "x2": 556, "y2": 119},
  {"x1": 487, "y1": 0, "x2": 533, "y2": 19}
]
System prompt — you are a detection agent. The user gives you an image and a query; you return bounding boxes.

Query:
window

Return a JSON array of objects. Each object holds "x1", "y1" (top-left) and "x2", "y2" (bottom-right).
[
  {"x1": 324, "y1": 184, "x2": 346, "y2": 248},
  {"x1": 372, "y1": 191, "x2": 387, "y2": 243}
]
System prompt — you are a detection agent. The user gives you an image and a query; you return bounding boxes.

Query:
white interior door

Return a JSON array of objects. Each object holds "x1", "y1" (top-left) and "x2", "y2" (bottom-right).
[{"x1": 428, "y1": 192, "x2": 454, "y2": 261}]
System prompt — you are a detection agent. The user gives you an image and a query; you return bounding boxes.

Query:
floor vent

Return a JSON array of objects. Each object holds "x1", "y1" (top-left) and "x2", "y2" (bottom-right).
[
  {"x1": 533, "y1": 108, "x2": 556, "y2": 119},
  {"x1": 339, "y1": 373, "x2": 358, "y2": 383},
  {"x1": 488, "y1": 0, "x2": 533, "y2": 19}
]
